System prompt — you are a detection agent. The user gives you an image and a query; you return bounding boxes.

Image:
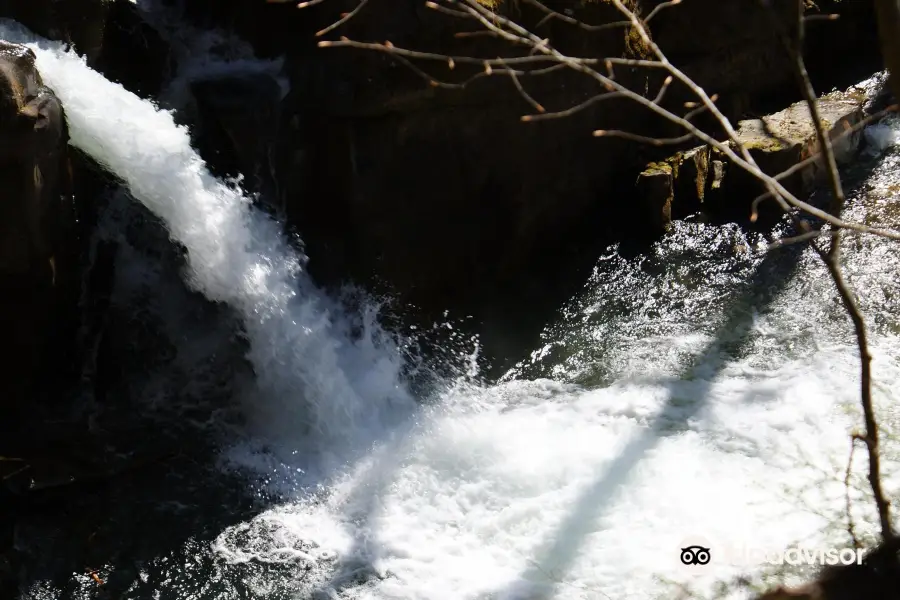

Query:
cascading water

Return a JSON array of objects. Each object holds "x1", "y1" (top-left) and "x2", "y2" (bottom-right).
[{"x1": 3, "y1": 15, "x2": 900, "y2": 600}]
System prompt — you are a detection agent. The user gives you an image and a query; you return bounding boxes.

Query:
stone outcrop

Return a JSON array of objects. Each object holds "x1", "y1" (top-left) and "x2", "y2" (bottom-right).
[
  {"x1": 0, "y1": 41, "x2": 80, "y2": 415},
  {"x1": 0, "y1": 0, "x2": 113, "y2": 64},
  {"x1": 635, "y1": 90, "x2": 867, "y2": 231}
]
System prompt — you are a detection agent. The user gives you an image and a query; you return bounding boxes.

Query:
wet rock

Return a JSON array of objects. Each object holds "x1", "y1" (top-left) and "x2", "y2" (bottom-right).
[
  {"x1": 93, "y1": 0, "x2": 173, "y2": 100},
  {"x1": 637, "y1": 90, "x2": 866, "y2": 229},
  {"x1": 0, "y1": 41, "x2": 79, "y2": 415},
  {"x1": 189, "y1": 73, "x2": 283, "y2": 209},
  {"x1": 710, "y1": 95, "x2": 865, "y2": 224},
  {"x1": 0, "y1": 0, "x2": 113, "y2": 64},
  {"x1": 635, "y1": 162, "x2": 674, "y2": 236}
]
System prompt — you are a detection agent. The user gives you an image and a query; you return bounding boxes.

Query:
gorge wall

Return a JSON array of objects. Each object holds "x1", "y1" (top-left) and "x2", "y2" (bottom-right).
[{"x1": 0, "y1": 0, "x2": 886, "y2": 367}]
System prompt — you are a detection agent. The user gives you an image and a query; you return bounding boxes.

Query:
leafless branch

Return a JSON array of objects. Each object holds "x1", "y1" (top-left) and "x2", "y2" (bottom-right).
[
  {"x1": 774, "y1": 0, "x2": 894, "y2": 542},
  {"x1": 521, "y1": 91, "x2": 625, "y2": 122},
  {"x1": 593, "y1": 129, "x2": 694, "y2": 146},
  {"x1": 497, "y1": 57, "x2": 546, "y2": 112},
  {"x1": 644, "y1": 0, "x2": 684, "y2": 23},
  {"x1": 315, "y1": 0, "x2": 370, "y2": 37},
  {"x1": 522, "y1": 0, "x2": 632, "y2": 31},
  {"x1": 846, "y1": 436, "x2": 862, "y2": 550}
]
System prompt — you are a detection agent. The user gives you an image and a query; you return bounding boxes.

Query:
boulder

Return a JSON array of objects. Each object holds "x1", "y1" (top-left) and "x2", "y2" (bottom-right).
[
  {"x1": 0, "y1": 41, "x2": 78, "y2": 415},
  {"x1": 189, "y1": 73, "x2": 283, "y2": 211},
  {"x1": 635, "y1": 90, "x2": 866, "y2": 228},
  {"x1": 0, "y1": 0, "x2": 113, "y2": 64},
  {"x1": 92, "y1": 0, "x2": 172, "y2": 100}
]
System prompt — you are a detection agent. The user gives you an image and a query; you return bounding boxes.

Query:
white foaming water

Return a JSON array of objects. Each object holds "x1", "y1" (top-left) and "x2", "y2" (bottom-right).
[
  {"x1": 4, "y1": 18, "x2": 900, "y2": 600},
  {"x1": 0, "y1": 21, "x2": 415, "y2": 462}
]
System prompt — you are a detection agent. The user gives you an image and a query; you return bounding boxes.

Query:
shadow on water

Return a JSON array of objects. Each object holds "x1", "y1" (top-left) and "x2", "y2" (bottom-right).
[
  {"x1": 480, "y1": 236, "x2": 807, "y2": 600},
  {"x1": 481, "y1": 142, "x2": 893, "y2": 599}
]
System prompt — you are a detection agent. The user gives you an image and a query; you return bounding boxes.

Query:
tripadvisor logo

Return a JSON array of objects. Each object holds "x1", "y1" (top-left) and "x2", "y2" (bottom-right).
[{"x1": 677, "y1": 536, "x2": 863, "y2": 570}]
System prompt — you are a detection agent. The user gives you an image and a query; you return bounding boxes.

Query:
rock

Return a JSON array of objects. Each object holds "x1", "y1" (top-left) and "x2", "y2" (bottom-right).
[
  {"x1": 93, "y1": 0, "x2": 172, "y2": 100},
  {"x1": 635, "y1": 162, "x2": 674, "y2": 236},
  {"x1": 189, "y1": 73, "x2": 283, "y2": 210},
  {"x1": 0, "y1": 41, "x2": 79, "y2": 414},
  {"x1": 709, "y1": 95, "x2": 864, "y2": 223},
  {"x1": 0, "y1": 0, "x2": 114, "y2": 64},
  {"x1": 636, "y1": 90, "x2": 866, "y2": 229}
]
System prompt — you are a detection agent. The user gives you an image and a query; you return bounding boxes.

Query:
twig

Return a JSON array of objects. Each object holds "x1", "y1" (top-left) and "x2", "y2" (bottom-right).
[
  {"x1": 643, "y1": 0, "x2": 684, "y2": 23},
  {"x1": 776, "y1": 0, "x2": 894, "y2": 542},
  {"x1": 318, "y1": 39, "x2": 581, "y2": 66},
  {"x1": 498, "y1": 58, "x2": 545, "y2": 112},
  {"x1": 593, "y1": 129, "x2": 694, "y2": 146},
  {"x1": 522, "y1": 0, "x2": 632, "y2": 32},
  {"x1": 846, "y1": 436, "x2": 862, "y2": 550},
  {"x1": 521, "y1": 91, "x2": 625, "y2": 122},
  {"x1": 315, "y1": 0, "x2": 370, "y2": 37}
]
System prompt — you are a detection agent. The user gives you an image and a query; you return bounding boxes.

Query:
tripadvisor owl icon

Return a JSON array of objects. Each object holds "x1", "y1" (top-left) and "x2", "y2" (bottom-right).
[{"x1": 681, "y1": 545, "x2": 711, "y2": 566}]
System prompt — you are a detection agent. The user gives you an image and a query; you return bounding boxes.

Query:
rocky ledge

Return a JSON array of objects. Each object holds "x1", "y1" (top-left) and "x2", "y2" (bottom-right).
[{"x1": 636, "y1": 81, "x2": 879, "y2": 233}]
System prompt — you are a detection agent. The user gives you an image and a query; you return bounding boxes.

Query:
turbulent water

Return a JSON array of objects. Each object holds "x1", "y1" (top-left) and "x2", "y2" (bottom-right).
[{"x1": 3, "y1": 16, "x2": 900, "y2": 600}]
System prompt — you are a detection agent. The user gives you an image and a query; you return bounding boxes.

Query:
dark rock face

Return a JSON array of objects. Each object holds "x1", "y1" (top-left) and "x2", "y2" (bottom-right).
[
  {"x1": 189, "y1": 73, "x2": 283, "y2": 207},
  {"x1": 0, "y1": 0, "x2": 885, "y2": 368},
  {"x1": 0, "y1": 0, "x2": 112, "y2": 63},
  {"x1": 156, "y1": 0, "x2": 882, "y2": 365},
  {"x1": 0, "y1": 41, "x2": 78, "y2": 414}
]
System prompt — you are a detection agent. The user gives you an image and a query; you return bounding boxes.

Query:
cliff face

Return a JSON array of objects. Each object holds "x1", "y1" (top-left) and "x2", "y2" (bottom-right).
[
  {"x1": 162, "y1": 0, "x2": 882, "y2": 319},
  {"x1": 0, "y1": 0, "x2": 885, "y2": 369}
]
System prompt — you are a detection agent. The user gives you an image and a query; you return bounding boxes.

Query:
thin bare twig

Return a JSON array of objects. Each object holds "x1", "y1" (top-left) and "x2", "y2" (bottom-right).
[
  {"x1": 775, "y1": 0, "x2": 894, "y2": 541},
  {"x1": 521, "y1": 91, "x2": 625, "y2": 122},
  {"x1": 498, "y1": 58, "x2": 546, "y2": 112},
  {"x1": 643, "y1": 0, "x2": 684, "y2": 23},
  {"x1": 316, "y1": 0, "x2": 370, "y2": 37},
  {"x1": 593, "y1": 129, "x2": 694, "y2": 146},
  {"x1": 846, "y1": 436, "x2": 862, "y2": 550}
]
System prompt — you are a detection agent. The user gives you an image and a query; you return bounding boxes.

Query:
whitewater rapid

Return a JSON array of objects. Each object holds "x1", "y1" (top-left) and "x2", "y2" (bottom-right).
[{"x1": 5, "y1": 18, "x2": 900, "y2": 600}]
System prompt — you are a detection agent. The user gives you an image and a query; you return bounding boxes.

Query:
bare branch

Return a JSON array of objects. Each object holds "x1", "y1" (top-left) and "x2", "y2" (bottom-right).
[
  {"x1": 522, "y1": 0, "x2": 633, "y2": 32},
  {"x1": 653, "y1": 75, "x2": 674, "y2": 105},
  {"x1": 425, "y1": 1, "x2": 472, "y2": 19},
  {"x1": 767, "y1": 229, "x2": 831, "y2": 250},
  {"x1": 773, "y1": 0, "x2": 894, "y2": 541},
  {"x1": 522, "y1": 91, "x2": 625, "y2": 122},
  {"x1": 316, "y1": 0, "x2": 370, "y2": 37},
  {"x1": 846, "y1": 436, "x2": 862, "y2": 550},
  {"x1": 317, "y1": 39, "x2": 582, "y2": 66},
  {"x1": 593, "y1": 129, "x2": 694, "y2": 146},
  {"x1": 643, "y1": 0, "x2": 684, "y2": 23},
  {"x1": 319, "y1": 2, "x2": 900, "y2": 241},
  {"x1": 498, "y1": 58, "x2": 546, "y2": 112}
]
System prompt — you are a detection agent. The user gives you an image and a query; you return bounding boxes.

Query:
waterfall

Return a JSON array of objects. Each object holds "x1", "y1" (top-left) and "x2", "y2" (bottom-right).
[{"x1": 3, "y1": 18, "x2": 900, "y2": 600}]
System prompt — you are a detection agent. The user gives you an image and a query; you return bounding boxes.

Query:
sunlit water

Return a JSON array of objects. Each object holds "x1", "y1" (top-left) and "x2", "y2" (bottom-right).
[{"x1": 3, "y1": 18, "x2": 900, "y2": 600}]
